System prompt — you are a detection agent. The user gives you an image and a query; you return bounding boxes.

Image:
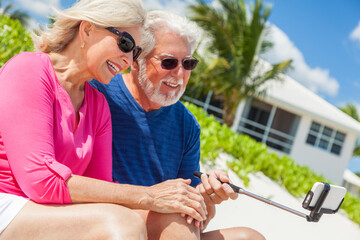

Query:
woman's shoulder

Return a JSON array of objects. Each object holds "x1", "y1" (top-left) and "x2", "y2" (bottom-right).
[
  {"x1": 2, "y1": 52, "x2": 53, "y2": 76},
  {"x1": 8, "y1": 52, "x2": 50, "y2": 66},
  {"x1": 1, "y1": 52, "x2": 54, "y2": 79}
]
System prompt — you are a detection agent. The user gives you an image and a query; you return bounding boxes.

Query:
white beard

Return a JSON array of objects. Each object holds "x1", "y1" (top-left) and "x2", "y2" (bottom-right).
[{"x1": 137, "y1": 59, "x2": 186, "y2": 107}]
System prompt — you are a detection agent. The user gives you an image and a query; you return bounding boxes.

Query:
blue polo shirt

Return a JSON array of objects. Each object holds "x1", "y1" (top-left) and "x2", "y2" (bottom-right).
[{"x1": 90, "y1": 74, "x2": 201, "y2": 187}]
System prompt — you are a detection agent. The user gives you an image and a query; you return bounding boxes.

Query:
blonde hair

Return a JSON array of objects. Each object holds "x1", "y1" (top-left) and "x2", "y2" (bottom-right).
[
  {"x1": 139, "y1": 10, "x2": 202, "y2": 58},
  {"x1": 33, "y1": 0, "x2": 146, "y2": 53}
]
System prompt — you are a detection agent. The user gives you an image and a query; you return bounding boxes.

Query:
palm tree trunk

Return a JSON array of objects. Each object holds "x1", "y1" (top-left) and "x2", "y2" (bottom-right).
[
  {"x1": 222, "y1": 90, "x2": 242, "y2": 127},
  {"x1": 223, "y1": 104, "x2": 237, "y2": 126}
]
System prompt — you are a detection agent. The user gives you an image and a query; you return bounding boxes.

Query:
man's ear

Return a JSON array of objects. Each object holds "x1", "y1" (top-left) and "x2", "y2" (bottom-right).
[{"x1": 79, "y1": 20, "x2": 93, "y2": 43}]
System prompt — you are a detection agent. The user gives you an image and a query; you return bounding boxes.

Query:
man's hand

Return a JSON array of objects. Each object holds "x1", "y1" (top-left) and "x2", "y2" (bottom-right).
[
  {"x1": 147, "y1": 178, "x2": 207, "y2": 223},
  {"x1": 197, "y1": 169, "x2": 238, "y2": 206}
]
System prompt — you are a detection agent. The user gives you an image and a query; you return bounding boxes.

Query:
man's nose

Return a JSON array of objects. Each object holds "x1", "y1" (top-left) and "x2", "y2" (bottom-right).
[{"x1": 171, "y1": 63, "x2": 186, "y2": 79}]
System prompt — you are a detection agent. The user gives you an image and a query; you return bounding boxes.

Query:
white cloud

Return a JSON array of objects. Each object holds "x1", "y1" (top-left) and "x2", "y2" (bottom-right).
[
  {"x1": 27, "y1": 18, "x2": 40, "y2": 30},
  {"x1": 15, "y1": 0, "x2": 60, "y2": 16},
  {"x1": 144, "y1": 0, "x2": 196, "y2": 16},
  {"x1": 261, "y1": 24, "x2": 339, "y2": 97},
  {"x1": 350, "y1": 20, "x2": 360, "y2": 45}
]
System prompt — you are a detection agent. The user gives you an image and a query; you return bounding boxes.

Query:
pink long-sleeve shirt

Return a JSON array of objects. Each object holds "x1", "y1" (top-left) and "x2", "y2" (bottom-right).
[{"x1": 0, "y1": 52, "x2": 113, "y2": 204}]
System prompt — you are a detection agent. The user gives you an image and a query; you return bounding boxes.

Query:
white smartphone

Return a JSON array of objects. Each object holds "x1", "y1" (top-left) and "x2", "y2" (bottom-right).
[{"x1": 302, "y1": 182, "x2": 346, "y2": 211}]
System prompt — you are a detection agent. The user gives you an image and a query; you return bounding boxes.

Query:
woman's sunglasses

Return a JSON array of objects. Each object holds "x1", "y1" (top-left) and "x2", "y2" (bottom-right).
[
  {"x1": 153, "y1": 56, "x2": 199, "y2": 70},
  {"x1": 106, "y1": 27, "x2": 142, "y2": 61}
]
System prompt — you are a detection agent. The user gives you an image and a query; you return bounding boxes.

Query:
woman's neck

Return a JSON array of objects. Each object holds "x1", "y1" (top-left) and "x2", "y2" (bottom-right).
[
  {"x1": 47, "y1": 41, "x2": 90, "y2": 112},
  {"x1": 47, "y1": 39, "x2": 91, "y2": 93}
]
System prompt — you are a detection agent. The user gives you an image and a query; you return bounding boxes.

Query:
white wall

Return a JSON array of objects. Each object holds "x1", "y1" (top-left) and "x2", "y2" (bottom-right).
[{"x1": 290, "y1": 115, "x2": 356, "y2": 184}]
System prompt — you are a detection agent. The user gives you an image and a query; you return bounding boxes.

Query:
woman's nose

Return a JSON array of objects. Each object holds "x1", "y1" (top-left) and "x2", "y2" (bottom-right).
[{"x1": 120, "y1": 52, "x2": 133, "y2": 69}]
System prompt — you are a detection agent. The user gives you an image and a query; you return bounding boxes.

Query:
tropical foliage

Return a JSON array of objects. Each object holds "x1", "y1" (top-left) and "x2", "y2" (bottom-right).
[
  {"x1": 187, "y1": 0, "x2": 292, "y2": 126},
  {"x1": 339, "y1": 102, "x2": 360, "y2": 121},
  {"x1": 339, "y1": 103, "x2": 360, "y2": 157},
  {"x1": 0, "y1": 14, "x2": 33, "y2": 67},
  {"x1": 184, "y1": 101, "x2": 360, "y2": 226}
]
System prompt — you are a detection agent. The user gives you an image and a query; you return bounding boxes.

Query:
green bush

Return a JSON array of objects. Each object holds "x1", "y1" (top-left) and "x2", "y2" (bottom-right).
[
  {"x1": 184, "y1": 101, "x2": 360, "y2": 226},
  {"x1": 0, "y1": 14, "x2": 33, "y2": 67}
]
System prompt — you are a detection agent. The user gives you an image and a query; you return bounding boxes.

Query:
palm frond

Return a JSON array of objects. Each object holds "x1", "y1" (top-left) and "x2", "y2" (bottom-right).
[
  {"x1": 339, "y1": 103, "x2": 360, "y2": 122},
  {"x1": 0, "y1": 0, "x2": 30, "y2": 27},
  {"x1": 10, "y1": 10, "x2": 30, "y2": 26},
  {"x1": 187, "y1": 0, "x2": 293, "y2": 126}
]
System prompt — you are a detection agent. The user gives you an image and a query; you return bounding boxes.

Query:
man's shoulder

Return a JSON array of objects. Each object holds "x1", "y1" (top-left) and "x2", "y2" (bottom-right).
[
  {"x1": 170, "y1": 101, "x2": 200, "y2": 129},
  {"x1": 89, "y1": 74, "x2": 122, "y2": 93}
]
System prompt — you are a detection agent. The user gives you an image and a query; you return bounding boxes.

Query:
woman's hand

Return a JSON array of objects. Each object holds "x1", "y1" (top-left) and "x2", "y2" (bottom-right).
[
  {"x1": 181, "y1": 204, "x2": 215, "y2": 230},
  {"x1": 181, "y1": 170, "x2": 238, "y2": 229},
  {"x1": 146, "y1": 178, "x2": 207, "y2": 223}
]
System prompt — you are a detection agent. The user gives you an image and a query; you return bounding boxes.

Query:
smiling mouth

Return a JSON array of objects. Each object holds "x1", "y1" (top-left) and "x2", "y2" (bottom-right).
[
  {"x1": 106, "y1": 60, "x2": 120, "y2": 73},
  {"x1": 163, "y1": 82, "x2": 180, "y2": 88}
]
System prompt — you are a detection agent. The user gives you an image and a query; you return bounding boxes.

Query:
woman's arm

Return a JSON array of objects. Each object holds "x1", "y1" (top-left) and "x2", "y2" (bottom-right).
[
  {"x1": 66, "y1": 174, "x2": 208, "y2": 222},
  {"x1": 83, "y1": 89, "x2": 113, "y2": 182},
  {"x1": 0, "y1": 53, "x2": 72, "y2": 203}
]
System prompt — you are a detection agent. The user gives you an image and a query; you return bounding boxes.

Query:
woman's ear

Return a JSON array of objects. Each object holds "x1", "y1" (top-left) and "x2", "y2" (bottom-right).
[
  {"x1": 79, "y1": 20, "x2": 93, "y2": 44},
  {"x1": 132, "y1": 60, "x2": 140, "y2": 72}
]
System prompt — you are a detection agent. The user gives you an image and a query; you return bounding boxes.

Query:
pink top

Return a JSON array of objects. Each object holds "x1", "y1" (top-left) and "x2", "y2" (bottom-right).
[{"x1": 0, "y1": 52, "x2": 112, "y2": 204}]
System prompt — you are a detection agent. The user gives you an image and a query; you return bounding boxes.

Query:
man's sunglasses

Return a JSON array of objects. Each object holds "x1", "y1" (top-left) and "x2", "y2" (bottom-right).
[
  {"x1": 153, "y1": 56, "x2": 199, "y2": 70},
  {"x1": 106, "y1": 27, "x2": 142, "y2": 61}
]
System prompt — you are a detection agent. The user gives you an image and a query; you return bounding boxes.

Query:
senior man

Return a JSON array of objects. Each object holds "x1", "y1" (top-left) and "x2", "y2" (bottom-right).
[{"x1": 91, "y1": 10, "x2": 265, "y2": 240}]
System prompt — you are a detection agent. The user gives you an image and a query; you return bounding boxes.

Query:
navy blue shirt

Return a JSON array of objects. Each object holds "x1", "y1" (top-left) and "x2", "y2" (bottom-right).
[{"x1": 90, "y1": 74, "x2": 201, "y2": 187}]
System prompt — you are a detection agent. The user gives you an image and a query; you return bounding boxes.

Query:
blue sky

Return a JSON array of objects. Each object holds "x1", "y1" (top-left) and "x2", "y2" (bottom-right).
[{"x1": 2, "y1": 0, "x2": 360, "y2": 173}]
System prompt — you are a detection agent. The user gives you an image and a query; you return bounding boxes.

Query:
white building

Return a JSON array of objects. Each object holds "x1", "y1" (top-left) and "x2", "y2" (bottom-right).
[
  {"x1": 343, "y1": 169, "x2": 360, "y2": 197},
  {"x1": 184, "y1": 74, "x2": 360, "y2": 185}
]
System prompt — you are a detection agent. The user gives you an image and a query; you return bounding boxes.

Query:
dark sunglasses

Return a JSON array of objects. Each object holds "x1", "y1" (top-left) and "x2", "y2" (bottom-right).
[
  {"x1": 153, "y1": 56, "x2": 199, "y2": 70},
  {"x1": 106, "y1": 27, "x2": 142, "y2": 61}
]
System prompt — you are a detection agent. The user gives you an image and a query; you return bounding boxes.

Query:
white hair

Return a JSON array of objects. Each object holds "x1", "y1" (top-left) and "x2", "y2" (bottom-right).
[
  {"x1": 33, "y1": 0, "x2": 146, "y2": 53},
  {"x1": 139, "y1": 10, "x2": 202, "y2": 58}
]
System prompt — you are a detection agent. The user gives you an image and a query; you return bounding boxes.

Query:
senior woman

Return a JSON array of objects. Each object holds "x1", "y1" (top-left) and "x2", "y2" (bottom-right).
[{"x1": 0, "y1": 0, "x2": 207, "y2": 239}]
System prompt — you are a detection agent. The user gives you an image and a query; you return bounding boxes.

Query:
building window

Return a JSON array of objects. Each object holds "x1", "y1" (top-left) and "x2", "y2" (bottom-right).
[
  {"x1": 306, "y1": 121, "x2": 346, "y2": 155},
  {"x1": 237, "y1": 99, "x2": 300, "y2": 154}
]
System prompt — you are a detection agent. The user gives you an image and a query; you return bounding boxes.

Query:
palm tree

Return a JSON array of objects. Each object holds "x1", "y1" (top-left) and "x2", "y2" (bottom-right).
[
  {"x1": 188, "y1": 0, "x2": 292, "y2": 126},
  {"x1": 339, "y1": 103, "x2": 360, "y2": 122},
  {"x1": 339, "y1": 103, "x2": 360, "y2": 157},
  {"x1": 0, "y1": 0, "x2": 29, "y2": 26}
]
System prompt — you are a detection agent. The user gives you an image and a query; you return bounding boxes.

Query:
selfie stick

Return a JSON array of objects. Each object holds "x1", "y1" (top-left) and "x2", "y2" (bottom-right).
[{"x1": 193, "y1": 171, "x2": 341, "y2": 222}]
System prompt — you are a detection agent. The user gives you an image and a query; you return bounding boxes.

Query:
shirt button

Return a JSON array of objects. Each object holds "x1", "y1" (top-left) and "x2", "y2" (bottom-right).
[{"x1": 46, "y1": 157, "x2": 54, "y2": 164}]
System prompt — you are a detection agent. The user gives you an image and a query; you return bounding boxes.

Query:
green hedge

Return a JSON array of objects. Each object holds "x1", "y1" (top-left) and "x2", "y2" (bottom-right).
[
  {"x1": 184, "y1": 102, "x2": 360, "y2": 226},
  {"x1": 0, "y1": 14, "x2": 33, "y2": 67}
]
